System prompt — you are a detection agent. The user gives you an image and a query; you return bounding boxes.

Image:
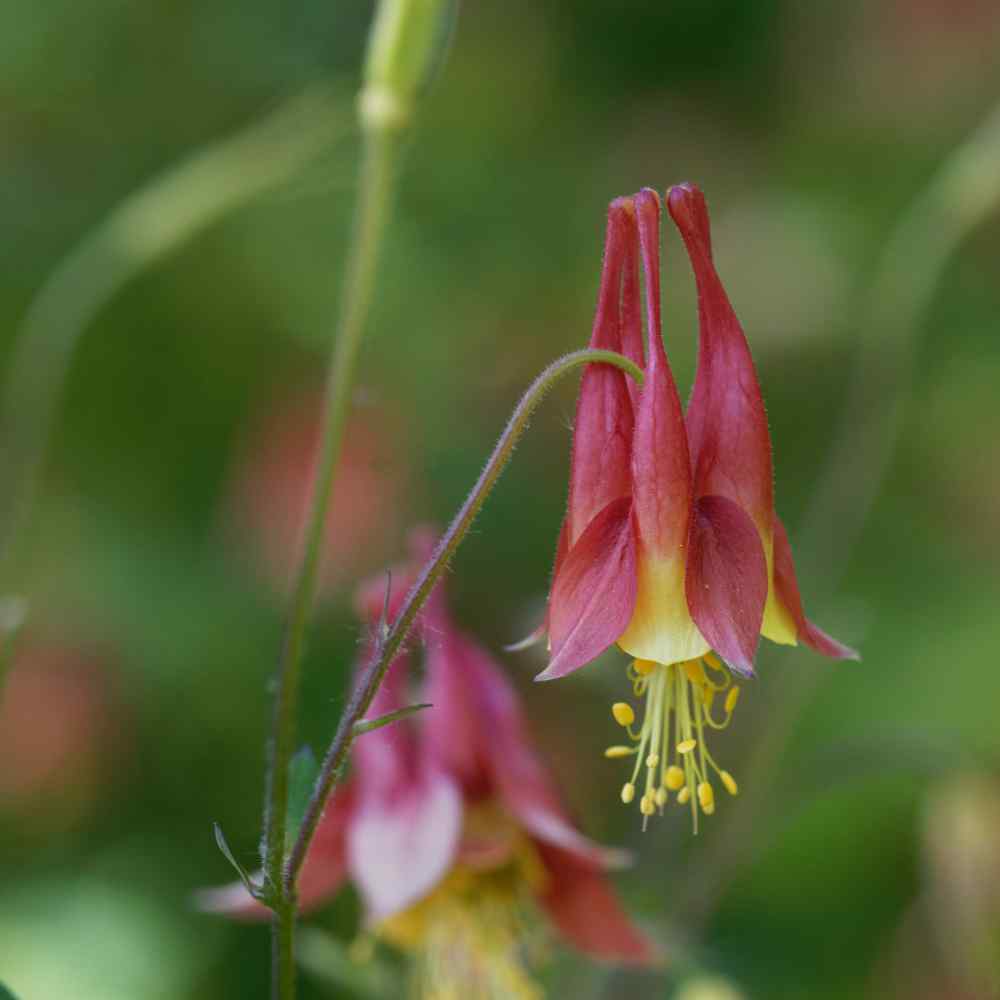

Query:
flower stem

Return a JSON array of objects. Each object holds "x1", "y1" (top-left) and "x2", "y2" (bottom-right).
[
  {"x1": 262, "y1": 124, "x2": 403, "y2": 998},
  {"x1": 286, "y1": 347, "x2": 643, "y2": 885}
]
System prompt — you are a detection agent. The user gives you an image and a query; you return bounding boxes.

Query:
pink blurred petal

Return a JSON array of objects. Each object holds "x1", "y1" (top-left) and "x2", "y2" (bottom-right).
[
  {"x1": 435, "y1": 631, "x2": 628, "y2": 868},
  {"x1": 667, "y1": 183, "x2": 774, "y2": 541},
  {"x1": 536, "y1": 842, "x2": 661, "y2": 965},
  {"x1": 772, "y1": 517, "x2": 860, "y2": 660},
  {"x1": 541, "y1": 497, "x2": 637, "y2": 681},
  {"x1": 685, "y1": 494, "x2": 768, "y2": 676},
  {"x1": 630, "y1": 189, "x2": 693, "y2": 561},
  {"x1": 347, "y1": 763, "x2": 462, "y2": 923}
]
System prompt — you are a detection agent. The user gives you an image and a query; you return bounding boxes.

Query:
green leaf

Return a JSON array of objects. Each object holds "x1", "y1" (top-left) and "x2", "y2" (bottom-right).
[
  {"x1": 353, "y1": 702, "x2": 431, "y2": 736},
  {"x1": 286, "y1": 745, "x2": 320, "y2": 847},
  {"x1": 213, "y1": 822, "x2": 257, "y2": 897},
  {"x1": 0, "y1": 985, "x2": 19, "y2": 999}
]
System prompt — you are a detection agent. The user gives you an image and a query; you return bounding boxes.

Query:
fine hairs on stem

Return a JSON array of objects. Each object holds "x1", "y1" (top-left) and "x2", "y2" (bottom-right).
[{"x1": 286, "y1": 347, "x2": 644, "y2": 887}]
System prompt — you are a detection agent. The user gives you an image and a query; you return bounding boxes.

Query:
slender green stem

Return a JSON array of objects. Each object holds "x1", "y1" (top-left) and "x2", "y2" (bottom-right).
[
  {"x1": 262, "y1": 124, "x2": 403, "y2": 1000},
  {"x1": 271, "y1": 901, "x2": 296, "y2": 1000},
  {"x1": 287, "y1": 347, "x2": 643, "y2": 883}
]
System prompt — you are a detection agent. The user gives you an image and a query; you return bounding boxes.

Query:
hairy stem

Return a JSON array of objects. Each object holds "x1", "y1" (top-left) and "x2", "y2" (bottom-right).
[
  {"x1": 286, "y1": 347, "x2": 643, "y2": 884},
  {"x1": 262, "y1": 125, "x2": 402, "y2": 999}
]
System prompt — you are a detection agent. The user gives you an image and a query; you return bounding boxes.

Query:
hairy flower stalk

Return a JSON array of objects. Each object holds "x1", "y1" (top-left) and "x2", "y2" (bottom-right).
[
  {"x1": 530, "y1": 186, "x2": 859, "y2": 829},
  {"x1": 203, "y1": 532, "x2": 657, "y2": 995}
]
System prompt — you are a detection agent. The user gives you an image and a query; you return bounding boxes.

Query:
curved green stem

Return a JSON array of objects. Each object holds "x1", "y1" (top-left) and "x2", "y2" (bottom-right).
[
  {"x1": 286, "y1": 347, "x2": 643, "y2": 884},
  {"x1": 0, "y1": 86, "x2": 347, "y2": 588}
]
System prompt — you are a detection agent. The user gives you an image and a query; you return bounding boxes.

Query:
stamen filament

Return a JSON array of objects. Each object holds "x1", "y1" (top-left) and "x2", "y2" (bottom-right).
[{"x1": 604, "y1": 655, "x2": 744, "y2": 831}]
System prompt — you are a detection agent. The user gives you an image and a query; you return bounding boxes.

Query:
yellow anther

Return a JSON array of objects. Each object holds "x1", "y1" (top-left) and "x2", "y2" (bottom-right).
[
  {"x1": 725, "y1": 686, "x2": 741, "y2": 714},
  {"x1": 677, "y1": 786, "x2": 691, "y2": 804},
  {"x1": 654, "y1": 787, "x2": 668, "y2": 807},
  {"x1": 639, "y1": 794, "x2": 656, "y2": 816},
  {"x1": 633, "y1": 659, "x2": 656, "y2": 676},
  {"x1": 664, "y1": 765, "x2": 685, "y2": 790},
  {"x1": 683, "y1": 660, "x2": 708, "y2": 686},
  {"x1": 611, "y1": 702, "x2": 635, "y2": 727},
  {"x1": 604, "y1": 745, "x2": 635, "y2": 759},
  {"x1": 645, "y1": 753, "x2": 660, "y2": 769},
  {"x1": 705, "y1": 652, "x2": 723, "y2": 670},
  {"x1": 621, "y1": 782, "x2": 636, "y2": 804},
  {"x1": 720, "y1": 771, "x2": 739, "y2": 796},
  {"x1": 698, "y1": 782, "x2": 715, "y2": 813},
  {"x1": 677, "y1": 738, "x2": 697, "y2": 754}
]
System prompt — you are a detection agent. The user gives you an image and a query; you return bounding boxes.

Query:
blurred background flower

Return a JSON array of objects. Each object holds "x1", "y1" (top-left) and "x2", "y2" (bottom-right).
[
  {"x1": 0, "y1": 638, "x2": 125, "y2": 833},
  {"x1": 1, "y1": 0, "x2": 999, "y2": 997},
  {"x1": 223, "y1": 390, "x2": 408, "y2": 601}
]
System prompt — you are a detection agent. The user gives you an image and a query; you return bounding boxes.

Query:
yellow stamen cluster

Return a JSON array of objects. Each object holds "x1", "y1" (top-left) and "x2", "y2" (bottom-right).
[
  {"x1": 379, "y1": 807, "x2": 547, "y2": 999},
  {"x1": 605, "y1": 652, "x2": 742, "y2": 831}
]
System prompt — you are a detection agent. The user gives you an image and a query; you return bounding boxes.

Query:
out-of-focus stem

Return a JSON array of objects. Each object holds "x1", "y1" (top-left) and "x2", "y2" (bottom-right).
[
  {"x1": 0, "y1": 86, "x2": 347, "y2": 588},
  {"x1": 286, "y1": 348, "x2": 644, "y2": 884},
  {"x1": 677, "y1": 98, "x2": 1000, "y2": 936}
]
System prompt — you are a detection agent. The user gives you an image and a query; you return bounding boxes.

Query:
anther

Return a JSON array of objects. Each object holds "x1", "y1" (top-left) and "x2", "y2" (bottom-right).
[
  {"x1": 604, "y1": 745, "x2": 635, "y2": 759},
  {"x1": 684, "y1": 660, "x2": 707, "y2": 686},
  {"x1": 664, "y1": 765, "x2": 685, "y2": 790},
  {"x1": 725, "y1": 687, "x2": 740, "y2": 714},
  {"x1": 677, "y1": 738, "x2": 697, "y2": 754},
  {"x1": 645, "y1": 753, "x2": 660, "y2": 768},
  {"x1": 633, "y1": 660, "x2": 656, "y2": 677},
  {"x1": 655, "y1": 787, "x2": 668, "y2": 807},
  {"x1": 720, "y1": 771, "x2": 739, "y2": 796},
  {"x1": 639, "y1": 794, "x2": 656, "y2": 816},
  {"x1": 677, "y1": 786, "x2": 691, "y2": 804},
  {"x1": 705, "y1": 652, "x2": 723, "y2": 670},
  {"x1": 612, "y1": 702, "x2": 635, "y2": 727},
  {"x1": 698, "y1": 781, "x2": 715, "y2": 814},
  {"x1": 621, "y1": 782, "x2": 636, "y2": 804}
]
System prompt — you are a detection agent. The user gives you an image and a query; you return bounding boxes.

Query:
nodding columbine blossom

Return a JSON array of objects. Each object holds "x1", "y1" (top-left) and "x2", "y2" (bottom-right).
[
  {"x1": 201, "y1": 531, "x2": 657, "y2": 995},
  {"x1": 534, "y1": 185, "x2": 858, "y2": 829}
]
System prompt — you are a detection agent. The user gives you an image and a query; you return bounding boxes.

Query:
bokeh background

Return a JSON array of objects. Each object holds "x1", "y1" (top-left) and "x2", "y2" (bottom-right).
[{"x1": 2, "y1": 1, "x2": 1000, "y2": 997}]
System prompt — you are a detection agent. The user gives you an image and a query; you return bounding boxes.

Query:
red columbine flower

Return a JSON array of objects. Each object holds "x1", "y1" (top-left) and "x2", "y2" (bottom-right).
[
  {"x1": 536, "y1": 186, "x2": 858, "y2": 827},
  {"x1": 201, "y1": 531, "x2": 657, "y2": 990}
]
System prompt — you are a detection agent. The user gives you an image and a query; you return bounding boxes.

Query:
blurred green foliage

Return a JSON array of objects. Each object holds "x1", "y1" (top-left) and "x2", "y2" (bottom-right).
[{"x1": 2, "y1": 1, "x2": 1000, "y2": 997}]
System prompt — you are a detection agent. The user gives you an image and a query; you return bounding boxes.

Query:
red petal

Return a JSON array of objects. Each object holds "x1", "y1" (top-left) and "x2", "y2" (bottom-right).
[
  {"x1": 536, "y1": 842, "x2": 661, "y2": 965},
  {"x1": 565, "y1": 202, "x2": 636, "y2": 543},
  {"x1": 618, "y1": 198, "x2": 644, "y2": 408},
  {"x1": 685, "y1": 495, "x2": 768, "y2": 677},
  {"x1": 630, "y1": 189, "x2": 693, "y2": 561},
  {"x1": 772, "y1": 517, "x2": 860, "y2": 660},
  {"x1": 540, "y1": 497, "x2": 637, "y2": 681},
  {"x1": 667, "y1": 183, "x2": 774, "y2": 540}
]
